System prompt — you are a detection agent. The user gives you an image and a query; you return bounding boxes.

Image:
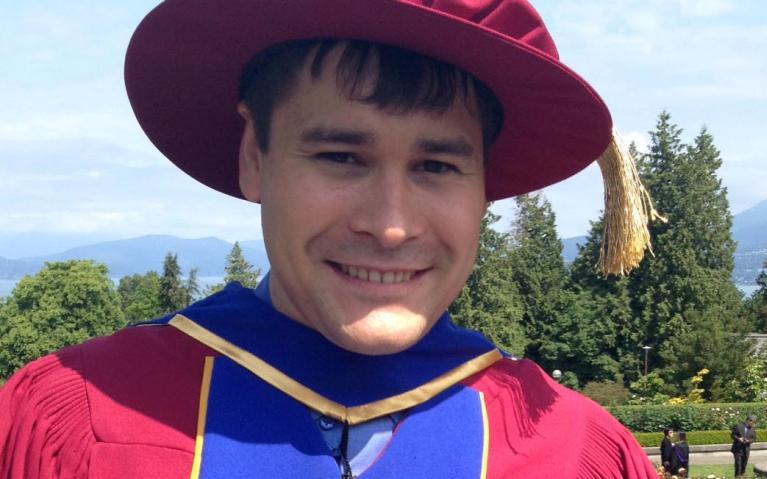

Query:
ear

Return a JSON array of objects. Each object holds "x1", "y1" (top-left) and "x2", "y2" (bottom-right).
[{"x1": 237, "y1": 102, "x2": 262, "y2": 203}]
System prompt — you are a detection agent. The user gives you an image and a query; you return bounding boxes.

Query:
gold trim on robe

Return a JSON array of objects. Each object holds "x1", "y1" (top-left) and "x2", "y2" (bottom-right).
[{"x1": 169, "y1": 314, "x2": 502, "y2": 425}]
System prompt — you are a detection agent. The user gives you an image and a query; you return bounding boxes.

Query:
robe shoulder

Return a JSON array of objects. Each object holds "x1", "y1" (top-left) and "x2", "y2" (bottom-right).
[
  {"x1": 0, "y1": 325, "x2": 213, "y2": 479},
  {"x1": 462, "y1": 358, "x2": 658, "y2": 479}
]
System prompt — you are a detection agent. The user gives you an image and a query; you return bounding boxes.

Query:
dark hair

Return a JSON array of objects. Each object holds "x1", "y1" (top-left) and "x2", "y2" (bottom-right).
[
  {"x1": 677, "y1": 431, "x2": 686, "y2": 441},
  {"x1": 239, "y1": 39, "x2": 504, "y2": 160},
  {"x1": 663, "y1": 428, "x2": 672, "y2": 437}
]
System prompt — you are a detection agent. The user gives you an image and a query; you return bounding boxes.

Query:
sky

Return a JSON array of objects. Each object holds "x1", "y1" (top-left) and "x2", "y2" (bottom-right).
[{"x1": 0, "y1": 0, "x2": 765, "y2": 255}]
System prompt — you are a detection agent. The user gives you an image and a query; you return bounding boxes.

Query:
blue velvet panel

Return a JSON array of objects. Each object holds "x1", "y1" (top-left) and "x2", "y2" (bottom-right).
[
  {"x1": 200, "y1": 357, "x2": 339, "y2": 478},
  {"x1": 161, "y1": 282, "x2": 496, "y2": 407},
  {"x1": 199, "y1": 357, "x2": 485, "y2": 478}
]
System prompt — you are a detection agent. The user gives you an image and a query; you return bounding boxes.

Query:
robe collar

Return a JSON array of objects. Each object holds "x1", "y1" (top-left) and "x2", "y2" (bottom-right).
[{"x1": 161, "y1": 281, "x2": 501, "y2": 423}]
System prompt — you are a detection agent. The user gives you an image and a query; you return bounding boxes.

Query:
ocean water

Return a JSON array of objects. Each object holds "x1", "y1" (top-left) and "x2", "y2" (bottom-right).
[
  {"x1": 0, "y1": 277, "x2": 760, "y2": 300},
  {"x1": 0, "y1": 279, "x2": 16, "y2": 298}
]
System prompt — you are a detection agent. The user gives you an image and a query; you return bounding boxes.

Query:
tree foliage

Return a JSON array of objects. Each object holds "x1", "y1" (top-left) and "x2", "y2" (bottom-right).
[
  {"x1": 159, "y1": 252, "x2": 190, "y2": 313},
  {"x1": 569, "y1": 112, "x2": 748, "y2": 397},
  {"x1": 507, "y1": 193, "x2": 613, "y2": 384},
  {"x1": 631, "y1": 114, "x2": 744, "y2": 393},
  {"x1": 450, "y1": 211, "x2": 527, "y2": 356},
  {"x1": 118, "y1": 271, "x2": 163, "y2": 324},
  {"x1": 204, "y1": 242, "x2": 261, "y2": 295},
  {"x1": 743, "y1": 258, "x2": 767, "y2": 332},
  {"x1": 0, "y1": 260, "x2": 125, "y2": 380}
]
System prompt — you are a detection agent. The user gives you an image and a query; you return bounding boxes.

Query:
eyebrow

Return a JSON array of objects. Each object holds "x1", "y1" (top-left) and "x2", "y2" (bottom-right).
[
  {"x1": 416, "y1": 137, "x2": 475, "y2": 158},
  {"x1": 300, "y1": 126, "x2": 373, "y2": 146},
  {"x1": 299, "y1": 126, "x2": 476, "y2": 159}
]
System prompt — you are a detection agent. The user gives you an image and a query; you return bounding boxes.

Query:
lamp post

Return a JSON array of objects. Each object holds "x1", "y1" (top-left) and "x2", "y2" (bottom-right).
[{"x1": 642, "y1": 345, "x2": 652, "y2": 377}]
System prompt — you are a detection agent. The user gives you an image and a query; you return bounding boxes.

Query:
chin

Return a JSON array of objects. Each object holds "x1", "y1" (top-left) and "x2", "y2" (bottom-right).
[{"x1": 330, "y1": 309, "x2": 433, "y2": 356}]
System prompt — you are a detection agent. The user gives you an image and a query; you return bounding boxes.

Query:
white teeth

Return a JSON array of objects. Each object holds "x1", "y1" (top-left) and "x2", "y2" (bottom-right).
[{"x1": 338, "y1": 264, "x2": 415, "y2": 284}]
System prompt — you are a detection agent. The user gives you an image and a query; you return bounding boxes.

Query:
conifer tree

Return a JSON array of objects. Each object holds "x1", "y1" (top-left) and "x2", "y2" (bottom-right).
[
  {"x1": 204, "y1": 242, "x2": 261, "y2": 295},
  {"x1": 570, "y1": 218, "x2": 642, "y2": 384},
  {"x1": 507, "y1": 193, "x2": 576, "y2": 377},
  {"x1": 159, "y1": 252, "x2": 188, "y2": 313},
  {"x1": 743, "y1": 258, "x2": 767, "y2": 331},
  {"x1": 630, "y1": 113, "x2": 744, "y2": 392},
  {"x1": 224, "y1": 242, "x2": 260, "y2": 288},
  {"x1": 450, "y1": 211, "x2": 527, "y2": 356},
  {"x1": 185, "y1": 267, "x2": 200, "y2": 304}
]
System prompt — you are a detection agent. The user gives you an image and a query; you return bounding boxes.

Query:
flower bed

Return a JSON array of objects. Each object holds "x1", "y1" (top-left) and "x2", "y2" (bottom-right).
[{"x1": 608, "y1": 402, "x2": 767, "y2": 433}]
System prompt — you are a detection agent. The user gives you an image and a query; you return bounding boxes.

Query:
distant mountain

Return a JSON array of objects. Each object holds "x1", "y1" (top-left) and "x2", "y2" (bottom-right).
[
  {"x1": 732, "y1": 199, "x2": 767, "y2": 286},
  {"x1": 560, "y1": 199, "x2": 767, "y2": 289},
  {"x1": 733, "y1": 199, "x2": 767, "y2": 246},
  {"x1": 0, "y1": 232, "x2": 122, "y2": 259},
  {"x1": 0, "y1": 235, "x2": 269, "y2": 280},
  {"x1": 0, "y1": 199, "x2": 763, "y2": 293},
  {"x1": 562, "y1": 235, "x2": 588, "y2": 263}
]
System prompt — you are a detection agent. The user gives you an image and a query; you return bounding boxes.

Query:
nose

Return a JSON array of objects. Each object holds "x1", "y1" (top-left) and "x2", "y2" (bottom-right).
[{"x1": 349, "y1": 170, "x2": 426, "y2": 248}]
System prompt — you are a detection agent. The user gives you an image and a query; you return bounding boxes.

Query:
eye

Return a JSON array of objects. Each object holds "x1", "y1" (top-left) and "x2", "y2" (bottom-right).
[
  {"x1": 418, "y1": 160, "x2": 459, "y2": 174},
  {"x1": 315, "y1": 152, "x2": 359, "y2": 165}
]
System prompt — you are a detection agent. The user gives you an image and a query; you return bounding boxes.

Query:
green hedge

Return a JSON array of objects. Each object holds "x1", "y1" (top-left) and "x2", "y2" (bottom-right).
[
  {"x1": 633, "y1": 430, "x2": 733, "y2": 447},
  {"x1": 607, "y1": 402, "x2": 767, "y2": 433}
]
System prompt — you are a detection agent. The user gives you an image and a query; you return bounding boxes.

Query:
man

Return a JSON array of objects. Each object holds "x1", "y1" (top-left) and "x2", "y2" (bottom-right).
[
  {"x1": 660, "y1": 427, "x2": 675, "y2": 472},
  {"x1": 0, "y1": 0, "x2": 657, "y2": 477},
  {"x1": 732, "y1": 415, "x2": 758, "y2": 477}
]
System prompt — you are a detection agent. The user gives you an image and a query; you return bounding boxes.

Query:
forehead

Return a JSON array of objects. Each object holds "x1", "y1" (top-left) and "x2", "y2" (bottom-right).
[{"x1": 272, "y1": 45, "x2": 484, "y2": 141}]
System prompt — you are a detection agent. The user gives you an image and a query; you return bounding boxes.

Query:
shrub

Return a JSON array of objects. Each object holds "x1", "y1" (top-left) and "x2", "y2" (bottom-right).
[
  {"x1": 582, "y1": 380, "x2": 630, "y2": 406},
  {"x1": 607, "y1": 402, "x2": 767, "y2": 433},
  {"x1": 633, "y1": 429, "x2": 733, "y2": 447}
]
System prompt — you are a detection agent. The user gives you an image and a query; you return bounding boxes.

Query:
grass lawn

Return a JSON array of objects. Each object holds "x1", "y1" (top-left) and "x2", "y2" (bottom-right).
[{"x1": 687, "y1": 463, "x2": 755, "y2": 477}]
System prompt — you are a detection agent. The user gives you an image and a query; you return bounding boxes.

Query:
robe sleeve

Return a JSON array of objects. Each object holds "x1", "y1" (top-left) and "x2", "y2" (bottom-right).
[
  {"x1": 0, "y1": 347, "x2": 95, "y2": 479},
  {"x1": 579, "y1": 408, "x2": 659, "y2": 478}
]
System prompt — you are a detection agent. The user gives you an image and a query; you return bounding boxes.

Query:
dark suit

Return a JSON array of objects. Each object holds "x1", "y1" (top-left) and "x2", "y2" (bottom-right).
[
  {"x1": 660, "y1": 436, "x2": 674, "y2": 471},
  {"x1": 731, "y1": 422, "x2": 757, "y2": 476}
]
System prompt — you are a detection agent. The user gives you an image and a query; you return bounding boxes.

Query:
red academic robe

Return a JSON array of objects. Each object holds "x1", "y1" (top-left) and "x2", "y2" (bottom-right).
[{"x1": 0, "y1": 287, "x2": 656, "y2": 478}]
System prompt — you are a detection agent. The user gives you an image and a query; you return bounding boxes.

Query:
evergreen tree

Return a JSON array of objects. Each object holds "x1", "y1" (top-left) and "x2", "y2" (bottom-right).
[
  {"x1": 205, "y1": 242, "x2": 262, "y2": 295},
  {"x1": 570, "y1": 218, "x2": 643, "y2": 385},
  {"x1": 450, "y1": 211, "x2": 527, "y2": 356},
  {"x1": 630, "y1": 113, "x2": 744, "y2": 392},
  {"x1": 224, "y1": 242, "x2": 260, "y2": 287},
  {"x1": 0, "y1": 261, "x2": 125, "y2": 380},
  {"x1": 506, "y1": 193, "x2": 582, "y2": 378},
  {"x1": 743, "y1": 258, "x2": 767, "y2": 331},
  {"x1": 185, "y1": 267, "x2": 201, "y2": 305},
  {"x1": 159, "y1": 253, "x2": 188, "y2": 313}
]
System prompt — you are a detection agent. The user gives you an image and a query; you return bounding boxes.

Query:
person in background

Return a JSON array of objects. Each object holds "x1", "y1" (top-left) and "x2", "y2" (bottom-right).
[
  {"x1": 732, "y1": 414, "x2": 757, "y2": 477},
  {"x1": 660, "y1": 427, "x2": 676, "y2": 473},
  {"x1": 670, "y1": 430, "x2": 689, "y2": 477}
]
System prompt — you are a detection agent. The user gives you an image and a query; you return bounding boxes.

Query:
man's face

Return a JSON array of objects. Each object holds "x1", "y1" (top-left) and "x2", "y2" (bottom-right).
[{"x1": 238, "y1": 48, "x2": 487, "y2": 355}]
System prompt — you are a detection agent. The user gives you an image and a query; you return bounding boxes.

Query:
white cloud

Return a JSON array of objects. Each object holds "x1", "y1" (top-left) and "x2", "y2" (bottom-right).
[{"x1": 617, "y1": 130, "x2": 650, "y2": 154}]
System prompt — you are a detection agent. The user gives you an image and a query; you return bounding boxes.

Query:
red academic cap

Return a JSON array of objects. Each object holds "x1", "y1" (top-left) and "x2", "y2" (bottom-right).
[{"x1": 125, "y1": 0, "x2": 661, "y2": 275}]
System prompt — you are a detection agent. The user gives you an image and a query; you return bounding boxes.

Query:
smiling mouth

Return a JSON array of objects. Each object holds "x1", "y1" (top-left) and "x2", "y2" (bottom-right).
[{"x1": 334, "y1": 263, "x2": 417, "y2": 284}]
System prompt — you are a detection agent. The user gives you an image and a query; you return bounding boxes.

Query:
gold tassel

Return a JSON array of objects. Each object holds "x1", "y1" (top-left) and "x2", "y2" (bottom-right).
[{"x1": 596, "y1": 132, "x2": 666, "y2": 276}]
